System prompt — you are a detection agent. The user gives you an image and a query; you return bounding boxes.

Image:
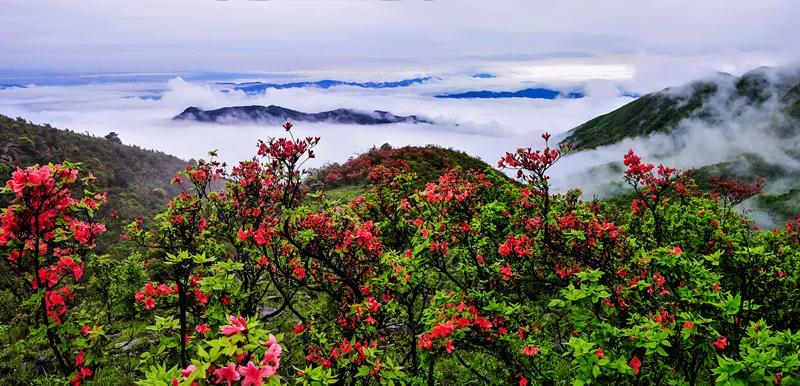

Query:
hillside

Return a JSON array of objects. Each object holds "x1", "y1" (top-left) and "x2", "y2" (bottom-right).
[
  {"x1": 556, "y1": 65, "x2": 800, "y2": 224},
  {"x1": 561, "y1": 67, "x2": 800, "y2": 151},
  {"x1": 0, "y1": 114, "x2": 186, "y2": 251}
]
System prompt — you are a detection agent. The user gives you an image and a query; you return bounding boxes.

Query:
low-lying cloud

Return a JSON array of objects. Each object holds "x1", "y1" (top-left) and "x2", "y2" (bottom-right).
[{"x1": 550, "y1": 64, "x2": 800, "y2": 225}]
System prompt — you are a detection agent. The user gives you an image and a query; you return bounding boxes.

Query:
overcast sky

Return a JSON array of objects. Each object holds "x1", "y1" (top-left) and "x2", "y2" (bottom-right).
[
  {"x1": 1, "y1": 0, "x2": 799, "y2": 190},
  {"x1": 1, "y1": 0, "x2": 798, "y2": 76}
]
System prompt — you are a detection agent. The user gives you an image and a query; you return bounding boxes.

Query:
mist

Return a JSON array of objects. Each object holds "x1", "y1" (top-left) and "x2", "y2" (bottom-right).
[{"x1": 550, "y1": 65, "x2": 800, "y2": 225}]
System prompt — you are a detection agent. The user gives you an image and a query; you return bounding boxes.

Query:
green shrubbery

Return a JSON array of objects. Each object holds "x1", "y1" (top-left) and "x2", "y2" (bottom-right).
[{"x1": 1, "y1": 127, "x2": 800, "y2": 385}]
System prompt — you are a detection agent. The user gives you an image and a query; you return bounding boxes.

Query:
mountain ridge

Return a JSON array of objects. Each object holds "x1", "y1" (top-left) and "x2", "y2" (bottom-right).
[{"x1": 173, "y1": 105, "x2": 432, "y2": 125}]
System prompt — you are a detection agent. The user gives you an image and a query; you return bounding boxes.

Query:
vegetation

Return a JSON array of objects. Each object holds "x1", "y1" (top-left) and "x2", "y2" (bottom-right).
[
  {"x1": 307, "y1": 143, "x2": 501, "y2": 200},
  {"x1": 2, "y1": 120, "x2": 800, "y2": 385},
  {"x1": 0, "y1": 114, "x2": 187, "y2": 254},
  {"x1": 559, "y1": 81, "x2": 720, "y2": 151}
]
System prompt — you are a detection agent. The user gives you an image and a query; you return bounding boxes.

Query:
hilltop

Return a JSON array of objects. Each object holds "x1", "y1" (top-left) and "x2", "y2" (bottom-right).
[{"x1": 307, "y1": 143, "x2": 502, "y2": 200}]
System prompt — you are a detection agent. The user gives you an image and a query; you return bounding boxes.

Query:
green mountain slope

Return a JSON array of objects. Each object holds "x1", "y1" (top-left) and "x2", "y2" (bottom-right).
[
  {"x1": 557, "y1": 65, "x2": 800, "y2": 224},
  {"x1": 561, "y1": 67, "x2": 800, "y2": 151},
  {"x1": 0, "y1": 114, "x2": 187, "y2": 251}
]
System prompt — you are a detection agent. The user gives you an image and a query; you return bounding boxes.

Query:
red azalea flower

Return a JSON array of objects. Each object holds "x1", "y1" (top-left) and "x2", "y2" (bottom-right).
[
  {"x1": 181, "y1": 365, "x2": 197, "y2": 377},
  {"x1": 595, "y1": 348, "x2": 605, "y2": 359},
  {"x1": 293, "y1": 266, "x2": 306, "y2": 280},
  {"x1": 683, "y1": 321, "x2": 695, "y2": 329},
  {"x1": 629, "y1": 356, "x2": 641, "y2": 375},
  {"x1": 293, "y1": 323, "x2": 305, "y2": 335},
  {"x1": 444, "y1": 340, "x2": 454, "y2": 353},
  {"x1": 195, "y1": 324, "x2": 210, "y2": 335},
  {"x1": 713, "y1": 336, "x2": 727, "y2": 351},
  {"x1": 499, "y1": 264, "x2": 513, "y2": 280}
]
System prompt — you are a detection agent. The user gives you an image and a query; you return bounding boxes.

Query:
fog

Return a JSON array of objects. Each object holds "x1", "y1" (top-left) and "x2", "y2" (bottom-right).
[{"x1": 0, "y1": 70, "x2": 639, "y2": 168}]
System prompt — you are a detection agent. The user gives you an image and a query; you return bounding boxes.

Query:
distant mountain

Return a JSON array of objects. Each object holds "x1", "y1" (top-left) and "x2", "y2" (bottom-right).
[
  {"x1": 471, "y1": 73, "x2": 496, "y2": 79},
  {"x1": 0, "y1": 84, "x2": 26, "y2": 90},
  {"x1": 435, "y1": 87, "x2": 585, "y2": 99},
  {"x1": 173, "y1": 105, "x2": 432, "y2": 125},
  {"x1": 220, "y1": 77, "x2": 434, "y2": 94},
  {"x1": 0, "y1": 114, "x2": 186, "y2": 252},
  {"x1": 561, "y1": 67, "x2": 800, "y2": 151},
  {"x1": 556, "y1": 65, "x2": 800, "y2": 224}
]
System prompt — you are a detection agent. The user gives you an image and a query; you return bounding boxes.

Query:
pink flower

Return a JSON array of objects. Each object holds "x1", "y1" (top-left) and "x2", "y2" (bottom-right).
[
  {"x1": 669, "y1": 246, "x2": 683, "y2": 256},
  {"x1": 181, "y1": 365, "x2": 197, "y2": 377},
  {"x1": 238, "y1": 361, "x2": 272, "y2": 386},
  {"x1": 521, "y1": 346, "x2": 540, "y2": 356},
  {"x1": 214, "y1": 363, "x2": 241, "y2": 386},
  {"x1": 143, "y1": 297, "x2": 155, "y2": 310},
  {"x1": 157, "y1": 283, "x2": 172, "y2": 295},
  {"x1": 261, "y1": 339, "x2": 282, "y2": 368},
  {"x1": 221, "y1": 315, "x2": 248, "y2": 336},
  {"x1": 445, "y1": 340, "x2": 453, "y2": 353}
]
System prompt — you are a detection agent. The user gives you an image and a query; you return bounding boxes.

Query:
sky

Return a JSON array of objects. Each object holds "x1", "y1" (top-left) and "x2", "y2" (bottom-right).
[
  {"x1": 0, "y1": 0, "x2": 798, "y2": 181},
  {"x1": 1, "y1": 0, "x2": 798, "y2": 75}
]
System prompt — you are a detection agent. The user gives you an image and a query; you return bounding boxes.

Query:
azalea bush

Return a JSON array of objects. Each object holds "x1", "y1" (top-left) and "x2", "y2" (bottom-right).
[
  {"x1": 0, "y1": 162, "x2": 107, "y2": 384},
  {"x1": 2, "y1": 125, "x2": 800, "y2": 385}
]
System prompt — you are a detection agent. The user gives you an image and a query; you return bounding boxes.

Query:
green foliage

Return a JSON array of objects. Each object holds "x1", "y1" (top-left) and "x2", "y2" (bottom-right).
[
  {"x1": 0, "y1": 114, "x2": 186, "y2": 255},
  {"x1": 3, "y1": 124, "x2": 800, "y2": 386}
]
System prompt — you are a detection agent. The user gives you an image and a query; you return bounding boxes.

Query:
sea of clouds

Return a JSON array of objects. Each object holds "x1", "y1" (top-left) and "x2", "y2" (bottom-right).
[
  {"x1": 0, "y1": 62, "x2": 644, "y2": 168},
  {"x1": 1, "y1": 56, "x2": 798, "y2": 219}
]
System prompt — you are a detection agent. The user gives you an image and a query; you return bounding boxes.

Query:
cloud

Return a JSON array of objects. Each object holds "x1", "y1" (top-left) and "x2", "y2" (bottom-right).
[
  {"x1": 549, "y1": 64, "x2": 800, "y2": 224},
  {"x1": 0, "y1": 70, "x2": 638, "y2": 169},
  {"x1": 0, "y1": 1, "x2": 797, "y2": 74}
]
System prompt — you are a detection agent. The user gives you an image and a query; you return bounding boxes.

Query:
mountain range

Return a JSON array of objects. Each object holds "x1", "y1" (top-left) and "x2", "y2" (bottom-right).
[
  {"x1": 173, "y1": 105, "x2": 432, "y2": 125},
  {"x1": 436, "y1": 87, "x2": 585, "y2": 99},
  {"x1": 219, "y1": 77, "x2": 434, "y2": 94}
]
